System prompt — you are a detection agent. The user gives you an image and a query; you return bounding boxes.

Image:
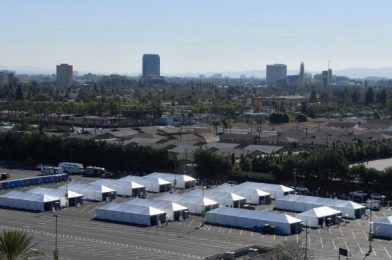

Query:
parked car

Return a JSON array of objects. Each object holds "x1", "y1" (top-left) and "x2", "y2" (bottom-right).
[
  {"x1": 241, "y1": 204, "x2": 256, "y2": 210},
  {"x1": 295, "y1": 186, "x2": 309, "y2": 195},
  {"x1": 350, "y1": 190, "x2": 368, "y2": 203},
  {"x1": 0, "y1": 172, "x2": 10, "y2": 180},
  {"x1": 102, "y1": 171, "x2": 114, "y2": 178},
  {"x1": 370, "y1": 193, "x2": 386, "y2": 200}
]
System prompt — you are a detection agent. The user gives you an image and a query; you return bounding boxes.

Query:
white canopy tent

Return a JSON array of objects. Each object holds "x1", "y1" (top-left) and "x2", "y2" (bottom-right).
[
  {"x1": 187, "y1": 189, "x2": 246, "y2": 208},
  {"x1": 95, "y1": 202, "x2": 166, "y2": 226},
  {"x1": 205, "y1": 207, "x2": 302, "y2": 235},
  {"x1": 28, "y1": 187, "x2": 84, "y2": 207},
  {"x1": 90, "y1": 179, "x2": 145, "y2": 197},
  {"x1": 119, "y1": 175, "x2": 171, "y2": 193},
  {"x1": 157, "y1": 193, "x2": 219, "y2": 214},
  {"x1": 62, "y1": 183, "x2": 116, "y2": 201},
  {"x1": 373, "y1": 216, "x2": 392, "y2": 239},
  {"x1": 0, "y1": 191, "x2": 60, "y2": 212},
  {"x1": 297, "y1": 206, "x2": 342, "y2": 228},
  {"x1": 143, "y1": 172, "x2": 196, "y2": 189},
  {"x1": 214, "y1": 184, "x2": 271, "y2": 205},
  {"x1": 236, "y1": 182, "x2": 294, "y2": 199},
  {"x1": 125, "y1": 198, "x2": 188, "y2": 221},
  {"x1": 275, "y1": 195, "x2": 366, "y2": 219}
]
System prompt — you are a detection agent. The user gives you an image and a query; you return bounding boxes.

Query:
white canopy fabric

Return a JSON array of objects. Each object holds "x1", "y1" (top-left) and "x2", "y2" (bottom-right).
[
  {"x1": 214, "y1": 184, "x2": 271, "y2": 204},
  {"x1": 157, "y1": 193, "x2": 218, "y2": 214},
  {"x1": 187, "y1": 189, "x2": 246, "y2": 208},
  {"x1": 62, "y1": 183, "x2": 116, "y2": 201},
  {"x1": 90, "y1": 179, "x2": 145, "y2": 197},
  {"x1": 237, "y1": 182, "x2": 293, "y2": 199},
  {"x1": 119, "y1": 175, "x2": 171, "y2": 193},
  {"x1": 28, "y1": 187, "x2": 83, "y2": 207},
  {"x1": 125, "y1": 198, "x2": 188, "y2": 221},
  {"x1": 205, "y1": 207, "x2": 302, "y2": 235},
  {"x1": 0, "y1": 191, "x2": 60, "y2": 212},
  {"x1": 144, "y1": 172, "x2": 196, "y2": 189},
  {"x1": 96, "y1": 202, "x2": 166, "y2": 226},
  {"x1": 373, "y1": 216, "x2": 392, "y2": 239},
  {"x1": 297, "y1": 206, "x2": 342, "y2": 228},
  {"x1": 276, "y1": 195, "x2": 366, "y2": 219}
]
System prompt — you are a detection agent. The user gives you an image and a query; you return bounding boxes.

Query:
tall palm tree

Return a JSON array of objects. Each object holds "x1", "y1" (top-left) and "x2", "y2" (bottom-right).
[{"x1": 0, "y1": 230, "x2": 44, "y2": 260}]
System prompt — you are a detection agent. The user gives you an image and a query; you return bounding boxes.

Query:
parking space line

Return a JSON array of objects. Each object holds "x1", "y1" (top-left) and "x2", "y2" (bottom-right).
[
  {"x1": 351, "y1": 229, "x2": 356, "y2": 239},
  {"x1": 228, "y1": 228, "x2": 232, "y2": 234},
  {"x1": 319, "y1": 238, "x2": 324, "y2": 248},
  {"x1": 385, "y1": 247, "x2": 391, "y2": 259},
  {"x1": 239, "y1": 230, "x2": 242, "y2": 236},
  {"x1": 339, "y1": 227, "x2": 344, "y2": 237},
  {"x1": 187, "y1": 219, "x2": 193, "y2": 228},
  {"x1": 250, "y1": 231, "x2": 253, "y2": 237},
  {"x1": 285, "y1": 236, "x2": 288, "y2": 241},
  {"x1": 332, "y1": 239, "x2": 336, "y2": 250},
  {"x1": 357, "y1": 220, "x2": 362, "y2": 227},
  {"x1": 296, "y1": 234, "x2": 299, "y2": 243},
  {"x1": 373, "y1": 248, "x2": 377, "y2": 257},
  {"x1": 344, "y1": 241, "x2": 349, "y2": 252},
  {"x1": 362, "y1": 231, "x2": 368, "y2": 240},
  {"x1": 357, "y1": 242, "x2": 364, "y2": 254},
  {"x1": 273, "y1": 234, "x2": 276, "y2": 240},
  {"x1": 329, "y1": 229, "x2": 332, "y2": 235},
  {"x1": 218, "y1": 227, "x2": 221, "y2": 232},
  {"x1": 88, "y1": 207, "x2": 96, "y2": 214}
]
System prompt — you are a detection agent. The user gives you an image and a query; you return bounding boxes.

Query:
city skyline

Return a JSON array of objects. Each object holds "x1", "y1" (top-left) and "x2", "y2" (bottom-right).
[{"x1": 0, "y1": 0, "x2": 391, "y2": 75}]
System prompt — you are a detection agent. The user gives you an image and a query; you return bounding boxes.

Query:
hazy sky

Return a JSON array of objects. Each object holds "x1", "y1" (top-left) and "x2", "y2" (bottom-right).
[{"x1": 1, "y1": 0, "x2": 391, "y2": 75}]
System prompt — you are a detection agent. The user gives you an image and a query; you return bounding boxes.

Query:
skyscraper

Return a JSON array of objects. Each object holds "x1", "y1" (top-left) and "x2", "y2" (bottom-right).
[
  {"x1": 266, "y1": 64, "x2": 287, "y2": 86},
  {"x1": 56, "y1": 64, "x2": 73, "y2": 87},
  {"x1": 322, "y1": 69, "x2": 332, "y2": 89},
  {"x1": 299, "y1": 62, "x2": 305, "y2": 88},
  {"x1": 142, "y1": 54, "x2": 160, "y2": 77},
  {"x1": 0, "y1": 70, "x2": 15, "y2": 85}
]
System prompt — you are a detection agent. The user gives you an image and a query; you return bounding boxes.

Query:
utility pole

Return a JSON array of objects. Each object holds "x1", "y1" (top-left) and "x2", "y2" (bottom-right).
[
  {"x1": 53, "y1": 210, "x2": 59, "y2": 260},
  {"x1": 368, "y1": 209, "x2": 373, "y2": 254},
  {"x1": 304, "y1": 225, "x2": 308, "y2": 260}
]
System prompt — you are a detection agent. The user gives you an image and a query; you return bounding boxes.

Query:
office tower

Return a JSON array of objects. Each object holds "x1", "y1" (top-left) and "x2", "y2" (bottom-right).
[
  {"x1": 56, "y1": 64, "x2": 73, "y2": 87},
  {"x1": 322, "y1": 69, "x2": 333, "y2": 89},
  {"x1": 266, "y1": 64, "x2": 287, "y2": 86},
  {"x1": 299, "y1": 62, "x2": 305, "y2": 88},
  {"x1": 142, "y1": 54, "x2": 160, "y2": 77},
  {"x1": 0, "y1": 70, "x2": 15, "y2": 85}
]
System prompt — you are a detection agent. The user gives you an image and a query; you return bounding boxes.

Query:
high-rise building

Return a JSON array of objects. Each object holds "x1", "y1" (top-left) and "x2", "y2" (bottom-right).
[
  {"x1": 142, "y1": 54, "x2": 160, "y2": 77},
  {"x1": 0, "y1": 70, "x2": 15, "y2": 85},
  {"x1": 299, "y1": 62, "x2": 305, "y2": 88},
  {"x1": 56, "y1": 64, "x2": 73, "y2": 87},
  {"x1": 322, "y1": 69, "x2": 333, "y2": 89},
  {"x1": 266, "y1": 64, "x2": 287, "y2": 86}
]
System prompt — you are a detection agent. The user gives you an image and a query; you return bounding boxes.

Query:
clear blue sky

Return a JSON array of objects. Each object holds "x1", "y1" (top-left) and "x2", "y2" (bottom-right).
[{"x1": 0, "y1": 0, "x2": 391, "y2": 75}]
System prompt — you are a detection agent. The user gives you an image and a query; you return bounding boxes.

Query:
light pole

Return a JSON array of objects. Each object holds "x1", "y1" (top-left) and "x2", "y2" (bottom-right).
[
  {"x1": 368, "y1": 209, "x2": 373, "y2": 254},
  {"x1": 53, "y1": 205, "x2": 59, "y2": 260},
  {"x1": 304, "y1": 225, "x2": 308, "y2": 260}
]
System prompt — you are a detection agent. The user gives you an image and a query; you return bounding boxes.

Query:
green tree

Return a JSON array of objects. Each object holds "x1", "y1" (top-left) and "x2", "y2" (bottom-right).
[
  {"x1": 269, "y1": 112, "x2": 289, "y2": 124},
  {"x1": 15, "y1": 85, "x2": 23, "y2": 101},
  {"x1": 309, "y1": 90, "x2": 317, "y2": 103},
  {"x1": 376, "y1": 88, "x2": 387, "y2": 106},
  {"x1": 295, "y1": 114, "x2": 307, "y2": 122},
  {"x1": 0, "y1": 230, "x2": 44, "y2": 260},
  {"x1": 364, "y1": 88, "x2": 374, "y2": 105}
]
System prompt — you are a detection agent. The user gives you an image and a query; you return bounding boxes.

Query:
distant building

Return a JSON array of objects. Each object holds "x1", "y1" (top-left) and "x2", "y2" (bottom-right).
[
  {"x1": 142, "y1": 54, "x2": 160, "y2": 77},
  {"x1": 56, "y1": 64, "x2": 73, "y2": 87},
  {"x1": 266, "y1": 64, "x2": 287, "y2": 86},
  {"x1": 322, "y1": 69, "x2": 332, "y2": 89},
  {"x1": 299, "y1": 62, "x2": 305, "y2": 88},
  {"x1": 0, "y1": 70, "x2": 15, "y2": 85}
]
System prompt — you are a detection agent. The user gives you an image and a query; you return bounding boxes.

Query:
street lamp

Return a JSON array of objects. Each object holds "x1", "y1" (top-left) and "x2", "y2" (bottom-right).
[
  {"x1": 303, "y1": 224, "x2": 309, "y2": 260},
  {"x1": 368, "y1": 209, "x2": 373, "y2": 254},
  {"x1": 53, "y1": 204, "x2": 60, "y2": 260}
]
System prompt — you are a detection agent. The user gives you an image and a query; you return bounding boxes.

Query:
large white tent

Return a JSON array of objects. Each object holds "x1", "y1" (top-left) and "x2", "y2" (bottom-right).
[
  {"x1": 214, "y1": 184, "x2": 271, "y2": 205},
  {"x1": 373, "y1": 216, "x2": 392, "y2": 239},
  {"x1": 205, "y1": 207, "x2": 302, "y2": 235},
  {"x1": 90, "y1": 179, "x2": 145, "y2": 197},
  {"x1": 0, "y1": 191, "x2": 60, "y2": 212},
  {"x1": 157, "y1": 193, "x2": 219, "y2": 214},
  {"x1": 62, "y1": 183, "x2": 116, "y2": 201},
  {"x1": 276, "y1": 195, "x2": 366, "y2": 219},
  {"x1": 126, "y1": 198, "x2": 188, "y2": 221},
  {"x1": 95, "y1": 202, "x2": 166, "y2": 226},
  {"x1": 187, "y1": 189, "x2": 246, "y2": 208},
  {"x1": 28, "y1": 187, "x2": 84, "y2": 207},
  {"x1": 119, "y1": 175, "x2": 171, "y2": 193},
  {"x1": 297, "y1": 206, "x2": 342, "y2": 228},
  {"x1": 236, "y1": 182, "x2": 294, "y2": 199},
  {"x1": 143, "y1": 172, "x2": 196, "y2": 189}
]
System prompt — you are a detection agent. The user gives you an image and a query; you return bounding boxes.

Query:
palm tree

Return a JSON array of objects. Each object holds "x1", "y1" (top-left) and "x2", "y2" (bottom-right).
[{"x1": 0, "y1": 230, "x2": 44, "y2": 260}]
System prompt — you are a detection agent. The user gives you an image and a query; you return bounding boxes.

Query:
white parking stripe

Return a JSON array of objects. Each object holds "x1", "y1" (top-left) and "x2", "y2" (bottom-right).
[
  {"x1": 351, "y1": 229, "x2": 356, "y2": 239},
  {"x1": 320, "y1": 238, "x2": 324, "y2": 248},
  {"x1": 357, "y1": 242, "x2": 364, "y2": 254},
  {"x1": 332, "y1": 239, "x2": 336, "y2": 250},
  {"x1": 385, "y1": 247, "x2": 391, "y2": 259}
]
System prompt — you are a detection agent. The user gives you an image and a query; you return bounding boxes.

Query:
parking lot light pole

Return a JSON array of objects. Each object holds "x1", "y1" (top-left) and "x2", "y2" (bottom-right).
[
  {"x1": 304, "y1": 225, "x2": 308, "y2": 260},
  {"x1": 53, "y1": 210, "x2": 59, "y2": 260},
  {"x1": 368, "y1": 209, "x2": 373, "y2": 254}
]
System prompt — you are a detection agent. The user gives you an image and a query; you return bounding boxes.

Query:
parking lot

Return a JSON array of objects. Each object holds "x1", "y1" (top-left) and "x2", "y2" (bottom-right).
[{"x1": 0, "y1": 166, "x2": 391, "y2": 259}]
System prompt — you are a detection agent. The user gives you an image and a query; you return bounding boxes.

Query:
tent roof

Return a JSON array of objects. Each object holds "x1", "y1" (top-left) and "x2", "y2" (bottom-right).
[
  {"x1": 145, "y1": 172, "x2": 196, "y2": 182},
  {"x1": 239, "y1": 182, "x2": 294, "y2": 193},
  {"x1": 120, "y1": 175, "x2": 171, "y2": 186},
  {"x1": 203, "y1": 190, "x2": 246, "y2": 202},
  {"x1": 216, "y1": 184, "x2": 271, "y2": 197},
  {"x1": 98, "y1": 202, "x2": 165, "y2": 216},
  {"x1": 91, "y1": 179, "x2": 145, "y2": 189},
  {"x1": 207, "y1": 207, "x2": 302, "y2": 224},
  {"x1": 158, "y1": 193, "x2": 218, "y2": 206},
  {"x1": 0, "y1": 191, "x2": 59, "y2": 203},
  {"x1": 64, "y1": 183, "x2": 116, "y2": 193},
  {"x1": 28, "y1": 187, "x2": 83, "y2": 199},
  {"x1": 126, "y1": 198, "x2": 188, "y2": 211},
  {"x1": 375, "y1": 216, "x2": 392, "y2": 225},
  {"x1": 297, "y1": 206, "x2": 341, "y2": 218}
]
